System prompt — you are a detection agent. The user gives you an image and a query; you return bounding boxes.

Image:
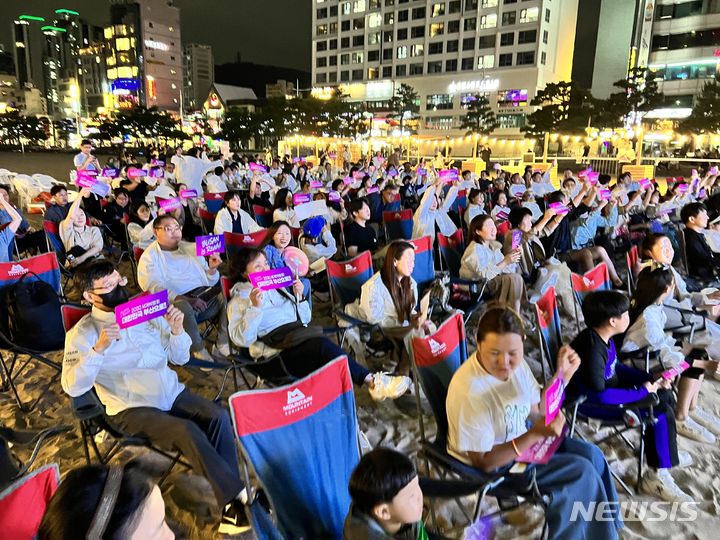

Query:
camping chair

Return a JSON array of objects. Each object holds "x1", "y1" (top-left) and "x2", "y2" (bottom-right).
[
  {"x1": 408, "y1": 312, "x2": 548, "y2": 532},
  {"x1": 570, "y1": 262, "x2": 611, "y2": 332},
  {"x1": 204, "y1": 192, "x2": 224, "y2": 214},
  {"x1": 408, "y1": 235, "x2": 435, "y2": 299},
  {"x1": 626, "y1": 245, "x2": 640, "y2": 294},
  {"x1": 228, "y1": 357, "x2": 360, "y2": 539},
  {"x1": 383, "y1": 209, "x2": 413, "y2": 241},
  {"x1": 0, "y1": 253, "x2": 66, "y2": 412},
  {"x1": 253, "y1": 204, "x2": 274, "y2": 228},
  {"x1": 533, "y1": 285, "x2": 563, "y2": 384},
  {"x1": 437, "y1": 229, "x2": 465, "y2": 276},
  {"x1": 0, "y1": 425, "x2": 71, "y2": 490},
  {"x1": 450, "y1": 189, "x2": 467, "y2": 215},
  {"x1": 0, "y1": 463, "x2": 60, "y2": 539},
  {"x1": 224, "y1": 230, "x2": 269, "y2": 258},
  {"x1": 42, "y1": 220, "x2": 73, "y2": 286},
  {"x1": 198, "y1": 208, "x2": 216, "y2": 235}
]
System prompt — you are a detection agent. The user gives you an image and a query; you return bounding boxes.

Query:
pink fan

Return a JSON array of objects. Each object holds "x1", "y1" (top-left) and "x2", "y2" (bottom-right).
[{"x1": 282, "y1": 246, "x2": 309, "y2": 276}]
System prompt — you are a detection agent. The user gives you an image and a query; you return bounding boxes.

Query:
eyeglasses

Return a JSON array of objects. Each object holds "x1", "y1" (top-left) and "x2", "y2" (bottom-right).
[
  {"x1": 90, "y1": 274, "x2": 127, "y2": 293},
  {"x1": 155, "y1": 225, "x2": 181, "y2": 233}
]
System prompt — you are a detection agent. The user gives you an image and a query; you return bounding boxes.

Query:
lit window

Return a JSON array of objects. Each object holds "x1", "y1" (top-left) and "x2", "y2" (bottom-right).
[
  {"x1": 481, "y1": 0, "x2": 497, "y2": 6},
  {"x1": 430, "y1": 22, "x2": 445, "y2": 36},
  {"x1": 171, "y1": 83, "x2": 177, "y2": 89},
  {"x1": 352, "y1": 52, "x2": 364, "y2": 63},
  {"x1": 477, "y1": 54, "x2": 495, "y2": 68},
  {"x1": 519, "y1": 7, "x2": 538, "y2": 23},
  {"x1": 115, "y1": 37, "x2": 131, "y2": 51},
  {"x1": 397, "y1": 46, "x2": 408, "y2": 59},
  {"x1": 368, "y1": 13, "x2": 382, "y2": 27},
  {"x1": 353, "y1": 0, "x2": 366, "y2": 13},
  {"x1": 411, "y1": 44, "x2": 424, "y2": 56},
  {"x1": 431, "y1": 2, "x2": 445, "y2": 16},
  {"x1": 480, "y1": 14, "x2": 497, "y2": 28}
]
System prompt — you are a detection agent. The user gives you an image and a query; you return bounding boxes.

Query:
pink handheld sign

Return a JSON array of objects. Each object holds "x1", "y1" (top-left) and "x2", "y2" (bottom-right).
[
  {"x1": 511, "y1": 229, "x2": 523, "y2": 250},
  {"x1": 158, "y1": 197, "x2": 182, "y2": 212},
  {"x1": 149, "y1": 167, "x2": 164, "y2": 179},
  {"x1": 102, "y1": 168, "x2": 119, "y2": 178},
  {"x1": 549, "y1": 202, "x2": 569, "y2": 215},
  {"x1": 293, "y1": 193, "x2": 312, "y2": 205},
  {"x1": 366, "y1": 186, "x2": 379, "y2": 194},
  {"x1": 127, "y1": 167, "x2": 147, "y2": 179},
  {"x1": 328, "y1": 191, "x2": 342, "y2": 202},
  {"x1": 352, "y1": 171, "x2": 365, "y2": 180},
  {"x1": 495, "y1": 210, "x2": 509, "y2": 221},
  {"x1": 180, "y1": 189, "x2": 198, "y2": 199},
  {"x1": 249, "y1": 267, "x2": 294, "y2": 291},
  {"x1": 343, "y1": 176, "x2": 354, "y2": 185},
  {"x1": 310, "y1": 180, "x2": 323, "y2": 189},
  {"x1": 677, "y1": 183, "x2": 689, "y2": 194},
  {"x1": 544, "y1": 377, "x2": 565, "y2": 425},
  {"x1": 75, "y1": 176, "x2": 110, "y2": 197},
  {"x1": 660, "y1": 361, "x2": 690, "y2": 381},
  {"x1": 249, "y1": 162, "x2": 268, "y2": 173},
  {"x1": 599, "y1": 188, "x2": 612, "y2": 201},
  {"x1": 439, "y1": 169, "x2": 459, "y2": 183},
  {"x1": 115, "y1": 290, "x2": 169, "y2": 329},
  {"x1": 517, "y1": 426, "x2": 568, "y2": 464},
  {"x1": 639, "y1": 178, "x2": 651, "y2": 189},
  {"x1": 151, "y1": 159, "x2": 165, "y2": 166}
]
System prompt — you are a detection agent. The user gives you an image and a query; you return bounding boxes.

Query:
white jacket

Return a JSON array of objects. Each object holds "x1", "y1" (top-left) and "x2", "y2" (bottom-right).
[
  {"x1": 273, "y1": 208, "x2": 300, "y2": 228},
  {"x1": 62, "y1": 307, "x2": 191, "y2": 416},
  {"x1": 464, "y1": 203, "x2": 485, "y2": 227},
  {"x1": 137, "y1": 240, "x2": 219, "y2": 300},
  {"x1": 127, "y1": 220, "x2": 156, "y2": 250},
  {"x1": 299, "y1": 229, "x2": 337, "y2": 264},
  {"x1": 206, "y1": 174, "x2": 229, "y2": 193},
  {"x1": 621, "y1": 304, "x2": 684, "y2": 368},
  {"x1": 412, "y1": 185, "x2": 458, "y2": 241},
  {"x1": 227, "y1": 281, "x2": 311, "y2": 358},
  {"x1": 460, "y1": 241, "x2": 517, "y2": 281},
  {"x1": 345, "y1": 272, "x2": 418, "y2": 328},
  {"x1": 213, "y1": 207, "x2": 262, "y2": 235}
]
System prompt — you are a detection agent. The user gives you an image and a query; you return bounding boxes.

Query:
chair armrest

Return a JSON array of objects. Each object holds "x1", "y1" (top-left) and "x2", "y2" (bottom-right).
[{"x1": 71, "y1": 392, "x2": 104, "y2": 421}]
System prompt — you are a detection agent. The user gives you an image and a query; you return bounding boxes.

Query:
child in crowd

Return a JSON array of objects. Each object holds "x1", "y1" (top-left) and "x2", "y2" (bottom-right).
[
  {"x1": 570, "y1": 290, "x2": 692, "y2": 501},
  {"x1": 344, "y1": 448, "x2": 427, "y2": 540},
  {"x1": 489, "y1": 191, "x2": 510, "y2": 222}
]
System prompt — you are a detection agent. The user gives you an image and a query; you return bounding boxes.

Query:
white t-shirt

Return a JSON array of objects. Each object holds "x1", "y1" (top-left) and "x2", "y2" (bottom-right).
[
  {"x1": 74, "y1": 152, "x2": 98, "y2": 171},
  {"x1": 447, "y1": 353, "x2": 540, "y2": 465}
]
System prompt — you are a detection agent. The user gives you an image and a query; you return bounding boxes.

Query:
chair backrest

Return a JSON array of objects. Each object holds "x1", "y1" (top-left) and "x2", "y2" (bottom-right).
[
  {"x1": 204, "y1": 192, "x2": 224, "y2": 214},
  {"x1": 220, "y1": 275, "x2": 233, "y2": 301},
  {"x1": 224, "y1": 230, "x2": 269, "y2": 256},
  {"x1": 228, "y1": 357, "x2": 359, "y2": 539},
  {"x1": 0, "y1": 463, "x2": 60, "y2": 540},
  {"x1": 677, "y1": 227, "x2": 689, "y2": 275},
  {"x1": 409, "y1": 312, "x2": 467, "y2": 445},
  {"x1": 61, "y1": 304, "x2": 91, "y2": 333},
  {"x1": 450, "y1": 189, "x2": 467, "y2": 214},
  {"x1": 326, "y1": 251, "x2": 373, "y2": 308},
  {"x1": 253, "y1": 204, "x2": 274, "y2": 228},
  {"x1": 383, "y1": 209, "x2": 413, "y2": 241},
  {"x1": 133, "y1": 246, "x2": 144, "y2": 262},
  {"x1": 627, "y1": 245, "x2": 640, "y2": 293},
  {"x1": 408, "y1": 235, "x2": 435, "y2": 297},
  {"x1": 198, "y1": 208, "x2": 216, "y2": 235},
  {"x1": 535, "y1": 286, "x2": 562, "y2": 380},
  {"x1": 437, "y1": 229, "x2": 465, "y2": 276},
  {"x1": 42, "y1": 220, "x2": 65, "y2": 255},
  {"x1": 570, "y1": 262, "x2": 611, "y2": 306},
  {"x1": 0, "y1": 252, "x2": 62, "y2": 295}
]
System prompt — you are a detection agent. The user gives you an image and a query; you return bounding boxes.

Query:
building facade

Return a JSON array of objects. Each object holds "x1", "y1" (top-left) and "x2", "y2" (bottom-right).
[
  {"x1": 311, "y1": 0, "x2": 579, "y2": 136},
  {"x1": 642, "y1": 0, "x2": 720, "y2": 119},
  {"x1": 13, "y1": 16, "x2": 43, "y2": 87},
  {"x1": 183, "y1": 43, "x2": 214, "y2": 111},
  {"x1": 105, "y1": 0, "x2": 183, "y2": 112}
]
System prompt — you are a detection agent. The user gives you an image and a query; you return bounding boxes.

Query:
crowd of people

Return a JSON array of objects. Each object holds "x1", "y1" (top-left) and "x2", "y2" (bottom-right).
[{"x1": 5, "y1": 138, "x2": 720, "y2": 539}]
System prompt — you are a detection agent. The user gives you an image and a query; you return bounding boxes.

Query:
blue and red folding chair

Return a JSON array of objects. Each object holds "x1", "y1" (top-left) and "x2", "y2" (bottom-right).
[
  {"x1": 383, "y1": 209, "x2": 413, "y2": 241},
  {"x1": 408, "y1": 235, "x2": 435, "y2": 299},
  {"x1": 626, "y1": 245, "x2": 640, "y2": 294},
  {"x1": 570, "y1": 262, "x2": 610, "y2": 331},
  {"x1": 437, "y1": 229, "x2": 465, "y2": 276},
  {"x1": 228, "y1": 357, "x2": 359, "y2": 539},
  {"x1": 533, "y1": 285, "x2": 562, "y2": 384},
  {"x1": 224, "y1": 230, "x2": 269, "y2": 257},
  {"x1": 198, "y1": 208, "x2": 216, "y2": 235},
  {"x1": 253, "y1": 204, "x2": 274, "y2": 228},
  {"x1": 204, "y1": 192, "x2": 224, "y2": 214},
  {"x1": 0, "y1": 253, "x2": 65, "y2": 411},
  {"x1": 326, "y1": 251, "x2": 374, "y2": 310},
  {"x1": 450, "y1": 189, "x2": 467, "y2": 214}
]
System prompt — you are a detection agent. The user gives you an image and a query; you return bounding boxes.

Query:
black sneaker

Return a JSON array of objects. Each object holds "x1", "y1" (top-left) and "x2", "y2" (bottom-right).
[{"x1": 218, "y1": 499, "x2": 251, "y2": 536}]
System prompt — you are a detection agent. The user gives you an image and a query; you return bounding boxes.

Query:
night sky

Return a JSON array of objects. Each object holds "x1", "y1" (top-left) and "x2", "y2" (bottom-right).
[{"x1": 0, "y1": 0, "x2": 311, "y2": 71}]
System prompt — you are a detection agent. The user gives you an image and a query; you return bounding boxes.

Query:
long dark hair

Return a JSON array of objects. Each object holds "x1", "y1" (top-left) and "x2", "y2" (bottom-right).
[
  {"x1": 629, "y1": 266, "x2": 674, "y2": 324},
  {"x1": 380, "y1": 241, "x2": 416, "y2": 323},
  {"x1": 273, "y1": 188, "x2": 291, "y2": 211},
  {"x1": 129, "y1": 201, "x2": 150, "y2": 227},
  {"x1": 468, "y1": 214, "x2": 494, "y2": 244},
  {"x1": 38, "y1": 462, "x2": 154, "y2": 540}
]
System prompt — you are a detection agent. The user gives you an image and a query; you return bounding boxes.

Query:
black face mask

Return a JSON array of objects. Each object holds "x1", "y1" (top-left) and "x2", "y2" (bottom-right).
[{"x1": 98, "y1": 285, "x2": 130, "y2": 309}]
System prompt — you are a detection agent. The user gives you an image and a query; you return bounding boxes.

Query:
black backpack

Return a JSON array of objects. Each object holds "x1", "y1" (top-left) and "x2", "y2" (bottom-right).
[{"x1": 0, "y1": 272, "x2": 64, "y2": 351}]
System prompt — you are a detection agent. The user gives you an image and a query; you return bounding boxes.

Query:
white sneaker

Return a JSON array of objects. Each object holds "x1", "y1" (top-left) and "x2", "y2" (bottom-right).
[
  {"x1": 641, "y1": 469, "x2": 693, "y2": 503},
  {"x1": 368, "y1": 373, "x2": 412, "y2": 401},
  {"x1": 677, "y1": 417, "x2": 717, "y2": 443},
  {"x1": 212, "y1": 343, "x2": 231, "y2": 359},
  {"x1": 690, "y1": 406, "x2": 720, "y2": 435},
  {"x1": 191, "y1": 348, "x2": 215, "y2": 371},
  {"x1": 678, "y1": 450, "x2": 693, "y2": 468}
]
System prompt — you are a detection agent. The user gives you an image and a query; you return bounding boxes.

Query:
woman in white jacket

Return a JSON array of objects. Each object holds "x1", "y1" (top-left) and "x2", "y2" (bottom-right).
[
  {"x1": 127, "y1": 201, "x2": 156, "y2": 249},
  {"x1": 272, "y1": 188, "x2": 299, "y2": 228},
  {"x1": 412, "y1": 177, "x2": 458, "y2": 242},
  {"x1": 460, "y1": 214, "x2": 525, "y2": 312},
  {"x1": 213, "y1": 191, "x2": 262, "y2": 235},
  {"x1": 622, "y1": 265, "x2": 720, "y2": 444},
  {"x1": 226, "y1": 247, "x2": 410, "y2": 401}
]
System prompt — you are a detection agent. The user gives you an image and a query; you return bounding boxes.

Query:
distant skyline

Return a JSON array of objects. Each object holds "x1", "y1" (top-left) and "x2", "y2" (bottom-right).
[{"x1": 0, "y1": 0, "x2": 311, "y2": 71}]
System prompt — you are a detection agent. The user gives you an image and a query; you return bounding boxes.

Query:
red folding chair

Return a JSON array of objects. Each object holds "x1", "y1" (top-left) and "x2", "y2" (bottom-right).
[
  {"x1": 570, "y1": 262, "x2": 611, "y2": 332},
  {"x1": 198, "y1": 208, "x2": 216, "y2": 235},
  {"x1": 253, "y1": 204, "x2": 274, "y2": 228},
  {"x1": 204, "y1": 192, "x2": 224, "y2": 214},
  {"x1": 627, "y1": 245, "x2": 640, "y2": 294},
  {"x1": 437, "y1": 229, "x2": 465, "y2": 276},
  {"x1": 383, "y1": 209, "x2": 413, "y2": 241},
  {"x1": 224, "y1": 230, "x2": 269, "y2": 257}
]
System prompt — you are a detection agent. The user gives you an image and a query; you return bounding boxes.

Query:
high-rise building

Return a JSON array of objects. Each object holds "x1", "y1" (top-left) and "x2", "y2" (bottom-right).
[
  {"x1": 13, "y1": 15, "x2": 44, "y2": 87},
  {"x1": 41, "y1": 25, "x2": 64, "y2": 115},
  {"x1": 640, "y1": 0, "x2": 720, "y2": 120},
  {"x1": 105, "y1": 0, "x2": 183, "y2": 112},
  {"x1": 311, "y1": 0, "x2": 579, "y2": 136},
  {"x1": 183, "y1": 43, "x2": 214, "y2": 111}
]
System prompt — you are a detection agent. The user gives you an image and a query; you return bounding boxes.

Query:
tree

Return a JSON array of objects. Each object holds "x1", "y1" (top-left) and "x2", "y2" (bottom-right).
[
  {"x1": 0, "y1": 111, "x2": 48, "y2": 145},
  {"x1": 389, "y1": 83, "x2": 419, "y2": 134},
  {"x1": 220, "y1": 108, "x2": 259, "y2": 148},
  {"x1": 522, "y1": 81, "x2": 595, "y2": 138},
  {"x1": 680, "y1": 74, "x2": 720, "y2": 135},
  {"x1": 460, "y1": 95, "x2": 498, "y2": 135},
  {"x1": 595, "y1": 68, "x2": 663, "y2": 129}
]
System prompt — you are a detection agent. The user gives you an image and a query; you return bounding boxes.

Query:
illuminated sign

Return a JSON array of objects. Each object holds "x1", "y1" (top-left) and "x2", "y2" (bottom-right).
[
  {"x1": 208, "y1": 93, "x2": 221, "y2": 108},
  {"x1": 448, "y1": 79, "x2": 500, "y2": 94},
  {"x1": 147, "y1": 76, "x2": 156, "y2": 100},
  {"x1": 144, "y1": 39, "x2": 169, "y2": 51},
  {"x1": 111, "y1": 78, "x2": 140, "y2": 94},
  {"x1": 18, "y1": 15, "x2": 45, "y2": 22}
]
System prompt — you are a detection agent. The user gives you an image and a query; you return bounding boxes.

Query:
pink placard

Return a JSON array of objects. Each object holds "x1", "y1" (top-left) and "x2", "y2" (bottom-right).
[
  {"x1": 439, "y1": 169, "x2": 459, "y2": 183},
  {"x1": 75, "y1": 176, "x2": 110, "y2": 197},
  {"x1": 495, "y1": 210, "x2": 509, "y2": 221},
  {"x1": 711, "y1": 166, "x2": 719, "y2": 175},
  {"x1": 180, "y1": 189, "x2": 198, "y2": 199},
  {"x1": 545, "y1": 377, "x2": 565, "y2": 425},
  {"x1": 417, "y1": 167, "x2": 426, "y2": 176},
  {"x1": 115, "y1": 290, "x2": 169, "y2": 329},
  {"x1": 310, "y1": 180, "x2": 323, "y2": 189},
  {"x1": 151, "y1": 159, "x2": 165, "y2": 166},
  {"x1": 677, "y1": 183, "x2": 689, "y2": 194},
  {"x1": 195, "y1": 234, "x2": 225, "y2": 256},
  {"x1": 352, "y1": 171, "x2": 365, "y2": 180},
  {"x1": 511, "y1": 229, "x2": 523, "y2": 250},
  {"x1": 587, "y1": 172, "x2": 599, "y2": 184},
  {"x1": 149, "y1": 167, "x2": 164, "y2": 178},
  {"x1": 343, "y1": 176, "x2": 354, "y2": 185},
  {"x1": 101, "y1": 168, "x2": 118, "y2": 178},
  {"x1": 249, "y1": 162, "x2": 268, "y2": 173},
  {"x1": 127, "y1": 167, "x2": 147, "y2": 179},
  {"x1": 599, "y1": 188, "x2": 612, "y2": 201},
  {"x1": 510, "y1": 184, "x2": 526, "y2": 198},
  {"x1": 660, "y1": 360, "x2": 690, "y2": 381},
  {"x1": 328, "y1": 191, "x2": 342, "y2": 202},
  {"x1": 158, "y1": 197, "x2": 182, "y2": 212},
  {"x1": 639, "y1": 178, "x2": 651, "y2": 189},
  {"x1": 516, "y1": 426, "x2": 568, "y2": 464},
  {"x1": 77, "y1": 169, "x2": 97, "y2": 178},
  {"x1": 549, "y1": 202, "x2": 569, "y2": 215},
  {"x1": 366, "y1": 186, "x2": 379, "y2": 194},
  {"x1": 249, "y1": 267, "x2": 294, "y2": 291},
  {"x1": 293, "y1": 193, "x2": 312, "y2": 205}
]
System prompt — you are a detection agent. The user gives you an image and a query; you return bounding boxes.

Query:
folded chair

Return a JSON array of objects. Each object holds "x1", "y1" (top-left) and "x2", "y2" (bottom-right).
[
  {"x1": 198, "y1": 208, "x2": 216, "y2": 235},
  {"x1": 383, "y1": 209, "x2": 413, "y2": 241},
  {"x1": 408, "y1": 235, "x2": 435, "y2": 299},
  {"x1": 0, "y1": 425, "x2": 71, "y2": 490},
  {"x1": 626, "y1": 245, "x2": 640, "y2": 294},
  {"x1": 228, "y1": 357, "x2": 360, "y2": 539},
  {"x1": 408, "y1": 312, "x2": 548, "y2": 533},
  {"x1": 204, "y1": 192, "x2": 224, "y2": 214}
]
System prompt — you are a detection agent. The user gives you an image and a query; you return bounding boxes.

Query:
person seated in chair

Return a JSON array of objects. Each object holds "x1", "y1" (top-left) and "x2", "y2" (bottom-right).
[
  {"x1": 137, "y1": 214, "x2": 230, "y2": 362},
  {"x1": 227, "y1": 247, "x2": 411, "y2": 401},
  {"x1": 0, "y1": 184, "x2": 46, "y2": 256},
  {"x1": 344, "y1": 448, "x2": 429, "y2": 540},
  {"x1": 368, "y1": 183, "x2": 401, "y2": 226},
  {"x1": 101, "y1": 187, "x2": 131, "y2": 250},
  {"x1": 213, "y1": 190, "x2": 261, "y2": 236},
  {"x1": 127, "y1": 201, "x2": 156, "y2": 250},
  {"x1": 570, "y1": 290, "x2": 691, "y2": 502},
  {"x1": 62, "y1": 261, "x2": 247, "y2": 535},
  {"x1": 45, "y1": 185, "x2": 72, "y2": 223},
  {"x1": 680, "y1": 202, "x2": 720, "y2": 282},
  {"x1": 446, "y1": 306, "x2": 622, "y2": 540},
  {"x1": 59, "y1": 187, "x2": 104, "y2": 268},
  {"x1": 344, "y1": 198, "x2": 378, "y2": 257}
]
